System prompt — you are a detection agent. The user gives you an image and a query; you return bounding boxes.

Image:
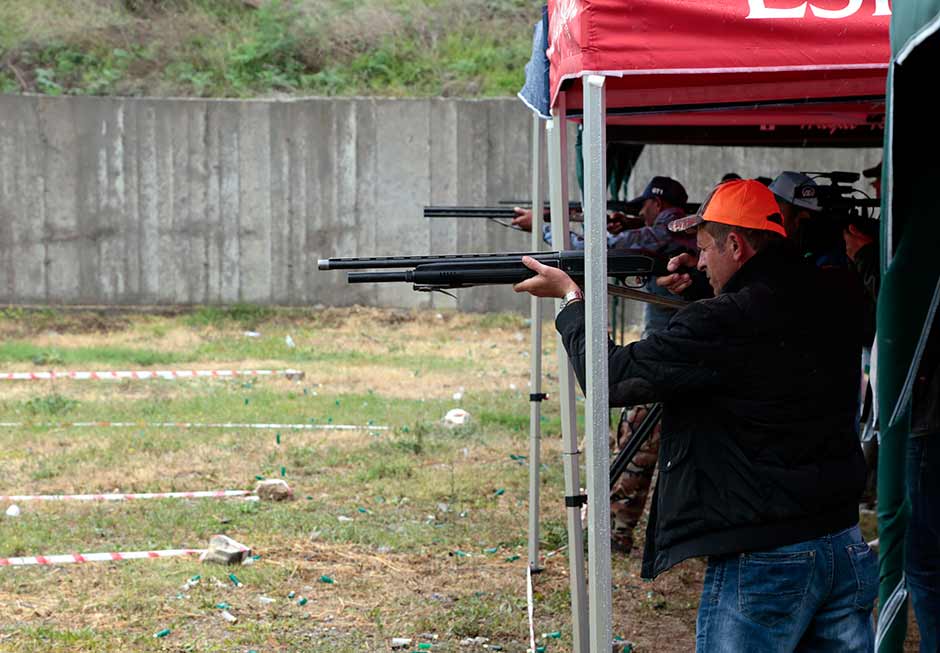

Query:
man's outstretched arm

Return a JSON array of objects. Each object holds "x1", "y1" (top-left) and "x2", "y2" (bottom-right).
[
  {"x1": 515, "y1": 255, "x2": 724, "y2": 406},
  {"x1": 513, "y1": 257, "x2": 660, "y2": 406}
]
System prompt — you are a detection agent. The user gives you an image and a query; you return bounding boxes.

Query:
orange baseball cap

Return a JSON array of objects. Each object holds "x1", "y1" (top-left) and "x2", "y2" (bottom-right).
[{"x1": 668, "y1": 179, "x2": 787, "y2": 237}]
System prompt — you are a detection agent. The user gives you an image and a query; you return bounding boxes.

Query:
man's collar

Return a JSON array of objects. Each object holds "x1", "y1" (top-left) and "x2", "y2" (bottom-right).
[
  {"x1": 720, "y1": 239, "x2": 800, "y2": 295},
  {"x1": 654, "y1": 206, "x2": 685, "y2": 225}
]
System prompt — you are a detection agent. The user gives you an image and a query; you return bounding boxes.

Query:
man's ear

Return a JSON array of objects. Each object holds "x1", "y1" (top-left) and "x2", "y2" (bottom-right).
[{"x1": 728, "y1": 231, "x2": 747, "y2": 261}]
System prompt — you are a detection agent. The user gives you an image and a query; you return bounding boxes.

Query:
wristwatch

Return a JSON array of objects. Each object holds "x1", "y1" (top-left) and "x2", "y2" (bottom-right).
[{"x1": 560, "y1": 288, "x2": 584, "y2": 310}]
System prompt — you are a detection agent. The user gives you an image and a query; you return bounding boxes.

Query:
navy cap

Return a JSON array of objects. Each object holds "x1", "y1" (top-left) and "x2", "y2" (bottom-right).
[{"x1": 629, "y1": 176, "x2": 688, "y2": 207}]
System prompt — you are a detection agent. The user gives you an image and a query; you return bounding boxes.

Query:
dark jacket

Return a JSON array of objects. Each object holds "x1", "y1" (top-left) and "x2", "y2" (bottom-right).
[
  {"x1": 556, "y1": 241, "x2": 868, "y2": 579},
  {"x1": 852, "y1": 241, "x2": 880, "y2": 346},
  {"x1": 912, "y1": 319, "x2": 940, "y2": 437}
]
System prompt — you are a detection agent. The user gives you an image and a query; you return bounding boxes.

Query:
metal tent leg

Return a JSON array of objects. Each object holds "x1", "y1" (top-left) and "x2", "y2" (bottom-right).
[
  {"x1": 527, "y1": 113, "x2": 546, "y2": 573},
  {"x1": 583, "y1": 75, "x2": 613, "y2": 653},
  {"x1": 548, "y1": 94, "x2": 589, "y2": 653}
]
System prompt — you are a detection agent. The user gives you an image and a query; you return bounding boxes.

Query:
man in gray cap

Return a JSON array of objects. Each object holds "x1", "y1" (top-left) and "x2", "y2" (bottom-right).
[{"x1": 768, "y1": 170, "x2": 821, "y2": 240}]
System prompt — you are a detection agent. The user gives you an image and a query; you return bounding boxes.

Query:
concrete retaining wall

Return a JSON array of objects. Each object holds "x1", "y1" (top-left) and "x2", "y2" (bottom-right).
[{"x1": 0, "y1": 94, "x2": 880, "y2": 319}]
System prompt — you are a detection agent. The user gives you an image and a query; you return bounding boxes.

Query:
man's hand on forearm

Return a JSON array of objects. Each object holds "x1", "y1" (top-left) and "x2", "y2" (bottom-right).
[
  {"x1": 606, "y1": 212, "x2": 644, "y2": 234},
  {"x1": 511, "y1": 207, "x2": 534, "y2": 232},
  {"x1": 513, "y1": 256, "x2": 580, "y2": 298},
  {"x1": 656, "y1": 252, "x2": 698, "y2": 295}
]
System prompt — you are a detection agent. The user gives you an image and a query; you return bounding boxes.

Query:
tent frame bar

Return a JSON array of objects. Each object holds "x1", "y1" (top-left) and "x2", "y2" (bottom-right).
[
  {"x1": 564, "y1": 94, "x2": 885, "y2": 118},
  {"x1": 527, "y1": 114, "x2": 546, "y2": 573},
  {"x1": 548, "y1": 96, "x2": 590, "y2": 653},
  {"x1": 583, "y1": 74, "x2": 614, "y2": 652}
]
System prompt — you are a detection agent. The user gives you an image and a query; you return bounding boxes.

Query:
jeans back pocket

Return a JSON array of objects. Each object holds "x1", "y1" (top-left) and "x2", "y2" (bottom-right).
[
  {"x1": 846, "y1": 542, "x2": 878, "y2": 611},
  {"x1": 738, "y1": 550, "x2": 816, "y2": 627}
]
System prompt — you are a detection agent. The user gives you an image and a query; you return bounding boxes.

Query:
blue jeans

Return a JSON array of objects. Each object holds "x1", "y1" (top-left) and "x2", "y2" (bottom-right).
[
  {"x1": 696, "y1": 525, "x2": 877, "y2": 652},
  {"x1": 907, "y1": 435, "x2": 940, "y2": 653}
]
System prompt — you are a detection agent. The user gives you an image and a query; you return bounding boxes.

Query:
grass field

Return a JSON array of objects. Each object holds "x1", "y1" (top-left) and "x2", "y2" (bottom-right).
[
  {"x1": 0, "y1": 305, "x2": 904, "y2": 652},
  {"x1": 0, "y1": 0, "x2": 535, "y2": 98}
]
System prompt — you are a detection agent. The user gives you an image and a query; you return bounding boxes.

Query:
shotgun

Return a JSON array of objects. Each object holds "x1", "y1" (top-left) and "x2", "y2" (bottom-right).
[{"x1": 318, "y1": 251, "x2": 689, "y2": 309}]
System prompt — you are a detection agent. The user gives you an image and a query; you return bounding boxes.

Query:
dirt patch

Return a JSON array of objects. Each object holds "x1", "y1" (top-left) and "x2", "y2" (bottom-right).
[
  {"x1": 0, "y1": 310, "x2": 133, "y2": 338},
  {"x1": 22, "y1": 326, "x2": 202, "y2": 352},
  {"x1": 301, "y1": 364, "x2": 532, "y2": 400}
]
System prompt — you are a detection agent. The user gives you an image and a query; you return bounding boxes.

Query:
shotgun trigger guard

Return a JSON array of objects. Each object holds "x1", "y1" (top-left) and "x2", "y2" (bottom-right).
[{"x1": 413, "y1": 285, "x2": 457, "y2": 300}]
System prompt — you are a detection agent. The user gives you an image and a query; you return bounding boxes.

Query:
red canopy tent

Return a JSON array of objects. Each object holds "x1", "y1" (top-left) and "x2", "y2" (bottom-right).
[
  {"x1": 548, "y1": 0, "x2": 890, "y2": 139},
  {"x1": 536, "y1": 3, "x2": 892, "y2": 652}
]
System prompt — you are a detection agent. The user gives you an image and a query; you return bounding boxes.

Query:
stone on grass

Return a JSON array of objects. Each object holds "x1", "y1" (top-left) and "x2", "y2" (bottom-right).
[
  {"x1": 443, "y1": 408, "x2": 470, "y2": 427},
  {"x1": 255, "y1": 479, "x2": 293, "y2": 502},
  {"x1": 200, "y1": 535, "x2": 252, "y2": 566}
]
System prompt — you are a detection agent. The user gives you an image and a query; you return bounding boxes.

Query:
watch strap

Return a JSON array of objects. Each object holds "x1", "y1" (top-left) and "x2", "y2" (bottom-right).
[{"x1": 560, "y1": 289, "x2": 584, "y2": 310}]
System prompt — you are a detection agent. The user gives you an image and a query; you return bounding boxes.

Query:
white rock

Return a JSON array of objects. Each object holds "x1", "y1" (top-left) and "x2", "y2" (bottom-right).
[
  {"x1": 460, "y1": 636, "x2": 490, "y2": 646},
  {"x1": 200, "y1": 534, "x2": 251, "y2": 565},
  {"x1": 5, "y1": 504, "x2": 20, "y2": 517},
  {"x1": 255, "y1": 479, "x2": 293, "y2": 502},
  {"x1": 443, "y1": 408, "x2": 470, "y2": 427},
  {"x1": 244, "y1": 331, "x2": 261, "y2": 338},
  {"x1": 285, "y1": 335, "x2": 296, "y2": 348}
]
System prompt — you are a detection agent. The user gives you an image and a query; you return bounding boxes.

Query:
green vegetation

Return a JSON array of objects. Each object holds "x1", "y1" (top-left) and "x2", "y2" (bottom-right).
[
  {"x1": 0, "y1": 342, "x2": 184, "y2": 366},
  {"x1": 0, "y1": 0, "x2": 538, "y2": 98},
  {"x1": 184, "y1": 303, "x2": 274, "y2": 329}
]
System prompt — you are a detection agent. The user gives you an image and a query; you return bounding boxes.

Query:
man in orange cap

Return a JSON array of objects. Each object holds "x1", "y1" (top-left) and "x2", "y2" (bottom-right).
[{"x1": 514, "y1": 179, "x2": 875, "y2": 651}]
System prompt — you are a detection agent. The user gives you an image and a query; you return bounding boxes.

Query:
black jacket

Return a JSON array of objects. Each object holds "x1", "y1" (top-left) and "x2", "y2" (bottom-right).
[
  {"x1": 912, "y1": 318, "x2": 940, "y2": 437},
  {"x1": 556, "y1": 241, "x2": 868, "y2": 579}
]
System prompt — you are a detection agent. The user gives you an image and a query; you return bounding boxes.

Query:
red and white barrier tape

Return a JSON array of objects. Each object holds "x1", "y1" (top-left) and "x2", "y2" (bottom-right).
[
  {"x1": 0, "y1": 369, "x2": 304, "y2": 381},
  {"x1": 527, "y1": 565, "x2": 537, "y2": 653},
  {"x1": 0, "y1": 421, "x2": 388, "y2": 431},
  {"x1": 0, "y1": 548, "x2": 204, "y2": 567},
  {"x1": 1, "y1": 490, "x2": 252, "y2": 502}
]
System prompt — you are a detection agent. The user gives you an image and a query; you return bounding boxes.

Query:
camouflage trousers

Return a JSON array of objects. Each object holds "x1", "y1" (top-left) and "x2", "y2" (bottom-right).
[{"x1": 609, "y1": 404, "x2": 661, "y2": 554}]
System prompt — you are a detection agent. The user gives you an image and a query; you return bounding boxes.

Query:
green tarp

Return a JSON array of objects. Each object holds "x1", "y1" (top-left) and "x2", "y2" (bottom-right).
[{"x1": 876, "y1": 3, "x2": 940, "y2": 650}]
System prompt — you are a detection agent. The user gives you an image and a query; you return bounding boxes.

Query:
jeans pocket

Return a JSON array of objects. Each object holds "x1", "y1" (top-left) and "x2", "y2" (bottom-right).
[
  {"x1": 738, "y1": 550, "x2": 815, "y2": 627},
  {"x1": 847, "y1": 542, "x2": 878, "y2": 611}
]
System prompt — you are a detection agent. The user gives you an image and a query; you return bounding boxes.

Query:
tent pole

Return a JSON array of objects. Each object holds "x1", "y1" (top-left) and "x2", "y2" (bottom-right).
[
  {"x1": 527, "y1": 113, "x2": 545, "y2": 573},
  {"x1": 583, "y1": 75, "x2": 613, "y2": 653},
  {"x1": 548, "y1": 95, "x2": 589, "y2": 653}
]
